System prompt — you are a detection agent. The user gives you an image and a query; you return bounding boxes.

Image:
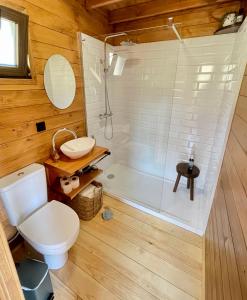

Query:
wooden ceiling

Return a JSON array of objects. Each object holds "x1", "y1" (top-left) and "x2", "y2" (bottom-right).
[
  {"x1": 87, "y1": 0, "x2": 151, "y2": 10},
  {"x1": 85, "y1": 0, "x2": 245, "y2": 41}
]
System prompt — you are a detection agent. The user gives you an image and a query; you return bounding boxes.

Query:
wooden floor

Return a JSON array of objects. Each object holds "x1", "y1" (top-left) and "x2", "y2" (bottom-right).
[
  {"x1": 13, "y1": 195, "x2": 203, "y2": 300},
  {"x1": 50, "y1": 195, "x2": 203, "y2": 300}
]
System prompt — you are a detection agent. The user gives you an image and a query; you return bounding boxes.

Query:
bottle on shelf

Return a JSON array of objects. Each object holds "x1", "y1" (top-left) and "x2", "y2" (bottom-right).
[{"x1": 188, "y1": 156, "x2": 194, "y2": 174}]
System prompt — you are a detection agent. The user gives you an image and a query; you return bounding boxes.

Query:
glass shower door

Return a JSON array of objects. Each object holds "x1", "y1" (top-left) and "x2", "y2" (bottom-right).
[{"x1": 102, "y1": 38, "x2": 180, "y2": 212}]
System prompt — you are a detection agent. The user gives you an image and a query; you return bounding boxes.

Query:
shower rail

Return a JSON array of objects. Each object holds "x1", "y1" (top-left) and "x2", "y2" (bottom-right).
[{"x1": 95, "y1": 22, "x2": 183, "y2": 42}]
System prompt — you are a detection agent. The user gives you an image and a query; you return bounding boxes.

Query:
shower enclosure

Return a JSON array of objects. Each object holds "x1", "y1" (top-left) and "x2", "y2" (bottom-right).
[{"x1": 81, "y1": 21, "x2": 247, "y2": 234}]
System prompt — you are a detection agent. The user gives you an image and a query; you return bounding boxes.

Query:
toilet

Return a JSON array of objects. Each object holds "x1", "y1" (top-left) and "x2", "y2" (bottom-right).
[{"x1": 0, "y1": 163, "x2": 80, "y2": 270}]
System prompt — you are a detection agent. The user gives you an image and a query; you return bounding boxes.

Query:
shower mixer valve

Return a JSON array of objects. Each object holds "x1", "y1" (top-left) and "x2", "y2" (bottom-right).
[{"x1": 99, "y1": 112, "x2": 113, "y2": 119}]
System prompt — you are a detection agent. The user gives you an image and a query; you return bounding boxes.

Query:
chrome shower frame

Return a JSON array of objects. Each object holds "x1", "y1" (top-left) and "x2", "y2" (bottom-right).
[
  {"x1": 99, "y1": 19, "x2": 182, "y2": 140},
  {"x1": 100, "y1": 20, "x2": 183, "y2": 44},
  {"x1": 100, "y1": 32, "x2": 127, "y2": 120},
  {"x1": 100, "y1": 32, "x2": 127, "y2": 140}
]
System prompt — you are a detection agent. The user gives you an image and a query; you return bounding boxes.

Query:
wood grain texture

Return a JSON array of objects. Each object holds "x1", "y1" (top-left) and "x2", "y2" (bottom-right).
[
  {"x1": 112, "y1": 1, "x2": 241, "y2": 43},
  {"x1": 87, "y1": 0, "x2": 125, "y2": 9},
  {"x1": 0, "y1": 222, "x2": 24, "y2": 300},
  {"x1": 13, "y1": 195, "x2": 203, "y2": 300},
  {"x1": 58, "y1": 195, "x2": 202, "y2": 299},
  {"x1": 93, "y1": 0, "x2": 152, "y2": 11},
  {"x1": 45, "y1": 146, "x2": 108, "y2": 175},
  {"x1": 0, "y1": 0, "x2": 112, "y2": 239},
  {"x1": 109, "y1": 0, "x2": 239, "y2": 24},
  {"x1": 205, "y1": 66, "x2": 247, "y2": 299}
]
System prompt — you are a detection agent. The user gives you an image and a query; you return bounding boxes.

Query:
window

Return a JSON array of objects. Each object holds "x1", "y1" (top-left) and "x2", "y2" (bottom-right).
[{"x1": 0, "y1": 6, "x2": 30, "y2": 78}]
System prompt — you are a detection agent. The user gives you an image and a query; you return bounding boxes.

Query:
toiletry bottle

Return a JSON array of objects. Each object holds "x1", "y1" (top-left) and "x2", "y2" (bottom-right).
[{"x1": 188, "y1": 157, "x2": 194, "y2": 174}]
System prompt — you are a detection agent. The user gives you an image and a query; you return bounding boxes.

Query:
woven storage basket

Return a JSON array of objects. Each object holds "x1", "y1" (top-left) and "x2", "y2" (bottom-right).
[{"x1": 69, "y1": 181, "x2": 103, "y2": 221}]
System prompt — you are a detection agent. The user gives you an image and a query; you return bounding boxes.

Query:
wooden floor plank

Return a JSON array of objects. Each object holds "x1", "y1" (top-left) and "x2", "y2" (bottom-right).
[
  {"x1": 208, "y1": 207, "x2": 217, "y2": 300},
  {"x1": 104, "y1": 195, "x2": 202, "y2": 248},
  {"x1": 69, "y1": 243, "x2": 158, "y2": 300},
  {"x1": 76, "y1": 230, "x2": 196, "y2": 300},
  {"x1": 101, "y1": 203, "x2": 202, "y2": 264},
  {"x1": 211, "y1": 205, "x2": 223, "y2": 300},
  {"x1": 52, "y1": 260, "x2": 119, "y2": 300},
  {"x1": 80, "y1": 220, "x2": 201, "y2": 299},
  {"x1": 204, "y1": 216, "x2": 211, "y2": 300},
  {"x1": 92, "y1": 209, "x2": 202, "y2": 280},
  {"x1": 50, "y1": 272, "x2": 78, "y2": 300},
  {"x1": 12, "y1": 195, "x2": 203, "y2": 300}
]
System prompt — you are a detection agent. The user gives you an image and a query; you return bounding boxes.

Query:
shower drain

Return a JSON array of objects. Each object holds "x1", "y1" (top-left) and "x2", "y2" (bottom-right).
[{"x1": 107, "y1": 174, "x2": 115, "y2": 179}]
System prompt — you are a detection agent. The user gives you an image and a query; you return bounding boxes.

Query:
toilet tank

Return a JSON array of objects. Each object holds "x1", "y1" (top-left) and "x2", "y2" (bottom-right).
[{"x1": 0, "y1": 163, "x2": 48, "y2": 226}]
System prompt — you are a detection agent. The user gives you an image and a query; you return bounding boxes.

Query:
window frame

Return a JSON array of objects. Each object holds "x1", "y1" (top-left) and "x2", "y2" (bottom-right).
[{"x1": 0, "y1": 5, "x2": 29, "y2": 78}]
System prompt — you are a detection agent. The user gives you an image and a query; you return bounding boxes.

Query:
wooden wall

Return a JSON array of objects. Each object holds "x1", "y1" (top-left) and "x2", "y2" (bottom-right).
[
  {"x1": 112, "y1": 1, "x2": 241, "y2": 43},
  {"x1": 205, "y1": 65, "x2": 247, "y2": 299},
  {"x1": 0, "y1": 222, "x2": 24, "y2": 299},
  {"x1": 0, "y1": 0, "x2": 112, "y2": 239}
]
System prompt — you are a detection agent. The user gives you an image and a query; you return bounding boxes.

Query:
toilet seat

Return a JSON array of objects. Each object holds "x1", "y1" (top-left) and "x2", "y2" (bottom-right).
[{"x1": 18, "y1": 200, "x2": 80, "y2": 255}]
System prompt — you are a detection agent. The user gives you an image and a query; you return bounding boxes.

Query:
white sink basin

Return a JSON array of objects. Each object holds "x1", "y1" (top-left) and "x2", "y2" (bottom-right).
[{"x1": 60, "y1": 137, "x2": 95, "y2": 159}]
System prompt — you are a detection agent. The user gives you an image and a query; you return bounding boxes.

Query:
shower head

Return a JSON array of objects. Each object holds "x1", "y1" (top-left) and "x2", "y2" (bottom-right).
[
  {"x1": 109, "y1": 55, "x2": 127, "y2": 76},
  {"x1": 104, "y1": 32, "x2": 127, "y2": 72}
]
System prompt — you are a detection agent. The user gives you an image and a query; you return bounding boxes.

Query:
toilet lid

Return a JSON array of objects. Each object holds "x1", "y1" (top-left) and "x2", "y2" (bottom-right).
[{"x1": 18, "y1": 200, "x2": 79, "y2": 250}]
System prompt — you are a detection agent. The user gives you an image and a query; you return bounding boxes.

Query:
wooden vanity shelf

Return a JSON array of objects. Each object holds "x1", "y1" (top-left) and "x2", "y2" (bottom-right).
[
  {"x1": 52, "y1": 169, "x2": 103, "y2": 200},
  {"x1": 44, "y1": 146, "x2": 109, "y2": 200}
]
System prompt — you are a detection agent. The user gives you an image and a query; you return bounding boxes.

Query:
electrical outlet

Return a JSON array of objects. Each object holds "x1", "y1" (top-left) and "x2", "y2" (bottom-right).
[{"x1": 36, "y1": 121, "x2": 46, "y2": 132}]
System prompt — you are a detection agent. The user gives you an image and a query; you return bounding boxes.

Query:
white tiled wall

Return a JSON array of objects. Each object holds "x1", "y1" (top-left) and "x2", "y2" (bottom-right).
[
  {"x1": 85, "y1": 35, "x2": 236, "y2": 189},
  {"x1": 81, "y1": 26, "x2": 247, "y2": 232},
  {"x1": 166, "y1": 34, "x2": 236, "y2": 189},
  {"x1": 81, "y1": 34, "x2": 114, "y2": 169},
  {"x1": 81, "y1": 32, "x2": 236, "y2": 185},
  {"x1": 202, "y1": 19, "x2": 247, "y2": 231},
  {"x1": 112, "y1": 41, "x2": 179, "y2": 177}
]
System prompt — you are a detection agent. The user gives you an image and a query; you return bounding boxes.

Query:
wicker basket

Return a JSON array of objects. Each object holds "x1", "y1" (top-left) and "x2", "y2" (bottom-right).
[{"x1": 69, "y1": 181, "x2": 103, "y2": 221}]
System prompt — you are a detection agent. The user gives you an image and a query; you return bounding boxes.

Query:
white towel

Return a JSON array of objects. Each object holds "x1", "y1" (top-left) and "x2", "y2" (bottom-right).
[{"x1": 80, "y1": 184, "x2": 96, "y2": 198}]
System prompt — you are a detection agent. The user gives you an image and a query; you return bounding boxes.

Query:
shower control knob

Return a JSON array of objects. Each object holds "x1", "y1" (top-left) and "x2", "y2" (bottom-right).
[{"x1": 99, "y1": 112, "x2": 113, "y2": 119}]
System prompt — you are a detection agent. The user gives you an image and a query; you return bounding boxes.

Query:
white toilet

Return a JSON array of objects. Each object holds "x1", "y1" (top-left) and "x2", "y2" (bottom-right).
[{"x1": 0, "y1": 163, "x2": 80, "y2": 270}]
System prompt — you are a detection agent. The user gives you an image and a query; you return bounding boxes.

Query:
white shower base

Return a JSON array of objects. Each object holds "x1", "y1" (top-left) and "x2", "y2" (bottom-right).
[{"x1": 99, "y1": 163, "x2": 206, "y2": 235}]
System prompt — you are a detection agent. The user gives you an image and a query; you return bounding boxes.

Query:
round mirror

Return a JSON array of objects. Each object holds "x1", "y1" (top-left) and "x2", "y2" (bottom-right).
[{"x1": 44, "y1": 54, "x2": 76, "y2": 109}]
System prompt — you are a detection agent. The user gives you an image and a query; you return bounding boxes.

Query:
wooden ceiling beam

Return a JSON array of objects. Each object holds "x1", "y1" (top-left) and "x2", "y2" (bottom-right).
[
  {"x1": 109, "y1": 0, "x2": 239, "y2": 24},
  {"x1": 86, "y1": 0, "x2": 125, "y2": 9},
  {"x1": 113, "y1": 1, "x2": 239, "y2": 30}
]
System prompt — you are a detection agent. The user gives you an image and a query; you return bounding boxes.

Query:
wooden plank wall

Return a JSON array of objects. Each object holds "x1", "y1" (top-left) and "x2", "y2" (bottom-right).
[
  {"x1": 0, "y1": 222, "x2": 24, "y2": 299},
  {"x1": 112, "y1": 1, "x2": 241, "y2": 43},
  {"x1": 205, "y1": 65, "x2": 247, "y2": 299},
  {"x1": 0, "y1": 0, "x2": 112, "y2": 239}
]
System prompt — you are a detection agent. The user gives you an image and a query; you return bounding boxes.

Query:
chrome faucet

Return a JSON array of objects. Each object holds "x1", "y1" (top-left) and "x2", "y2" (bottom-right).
[
  {"x1": 52, "y1": 128, "x2": 77, "y2": 153},
  {"x1": 99, "y1": 112, "x2": 113, "y2": 119}
]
